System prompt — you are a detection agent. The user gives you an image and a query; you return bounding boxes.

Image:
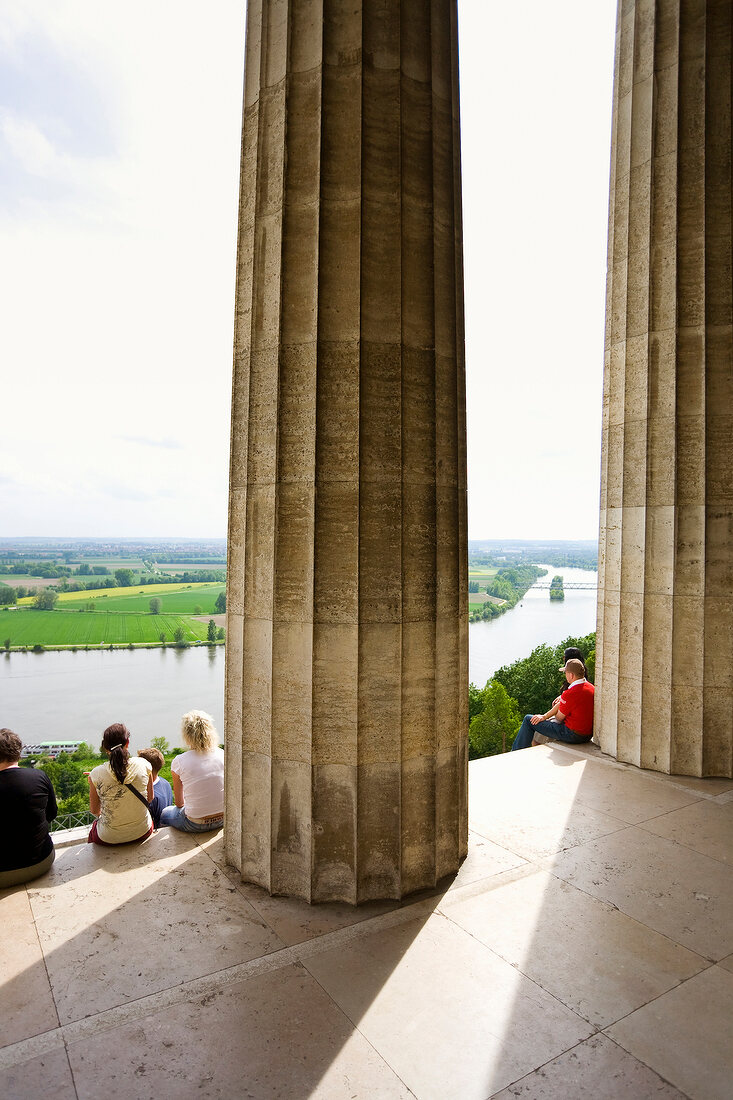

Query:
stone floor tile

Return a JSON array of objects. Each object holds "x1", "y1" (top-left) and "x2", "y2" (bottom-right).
[
  {"x1": 27, "y1": 829, "x2": 285, "y2": 1025},
  {"x1": 6, "y1": 1047, "x2": 77, "y2": 1100},
  {"x1": 639, "y1": 799, "x2": 733, "y2": 865},
  {"x1": 547, "y1": 826, "x2": 733, "y2": 960},
  {"x1": 304, "y1": 909, "x2": 592, "y2": 1100},
  {"x1": 606, "y1": 965, "x2": 733, "y2": 1100},
  {"x1": 445, "y1": 830, "x2": 528, "y2": 890},
  {"x1": 661, "y1": 774, "x2": 733, "y2": 798},
  {"x1": 566, "y1": 759, "x2": 703, "y2": 825},
  {"x1": 0, "y1": 885, "x2": 59, "y2": 1047},
  {"x1": 469, "y1": 757, "x2": 626, "y2": 861},
  {"x1": 490, "y1": 1033, "x2": 687, "y2": 1098},
  {"x1": 67, "y1": 963, "x2": 412, "y2": 1100},
  {"x1": 718, "y1": 953, "x2": 733, "y2": 974},
  {"x1": 190, "y1": 832, "x2": 400, "y2": 944},
  {"x1": 444, "y1": 869, "x2": 705, "y2": 1027}
]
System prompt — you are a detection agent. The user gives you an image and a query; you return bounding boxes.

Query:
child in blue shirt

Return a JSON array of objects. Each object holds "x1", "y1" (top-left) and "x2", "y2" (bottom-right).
[{"x1": 138, "y1": 748, "x2": 173, "y2": 828}]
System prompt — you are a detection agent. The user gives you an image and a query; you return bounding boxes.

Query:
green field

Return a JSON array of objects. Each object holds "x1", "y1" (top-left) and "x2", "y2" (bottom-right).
[
  {"x1": 56, "y1": 583, "x2": 224, "y2": 614},
  {"x1": 468, "y1": 567, "x2": 499, "y2": 580},
  {"x1": 0, "y1": 609, "x2": 210, "y2": 647}
]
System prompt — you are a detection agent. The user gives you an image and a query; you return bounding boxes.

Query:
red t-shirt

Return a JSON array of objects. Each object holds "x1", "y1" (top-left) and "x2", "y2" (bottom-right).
[{"x1": 559, "y1": 680, "x2": 595, "y2": 736}]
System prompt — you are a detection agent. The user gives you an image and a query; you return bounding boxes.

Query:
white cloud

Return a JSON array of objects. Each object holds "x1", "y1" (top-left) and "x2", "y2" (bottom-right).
[{"x1": 0, "y1": 0, "x2": 245, "y2": 537}]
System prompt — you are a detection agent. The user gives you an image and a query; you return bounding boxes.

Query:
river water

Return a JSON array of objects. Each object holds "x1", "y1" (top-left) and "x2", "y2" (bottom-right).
[
  {"x1": 0, "y1": 566, "x2": 596, "y2": 751},
  {"x1": 469, "y1": 565, "x2": 598, "y2": 686},
  {"x1": 1, "y1": 645, "x2": 225, "y2": 752}
]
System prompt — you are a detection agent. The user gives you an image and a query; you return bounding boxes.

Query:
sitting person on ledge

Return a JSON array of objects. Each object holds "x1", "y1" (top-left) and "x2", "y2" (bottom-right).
[
  {"x1": 511, "y1": 658, "x2": 595, "y2": 751},
  {"x1": 0, "y1": 728, "x2": 57, "y2": 888},
  {"x1": 138, "y1": 748, "x2": 173, "y2": 829},
  {"x1": 160, "y1": 711, "x2": 224, "y2": 833},
  {"x1": 88, "y1": 724, "x2": 154, "y2": 845}
]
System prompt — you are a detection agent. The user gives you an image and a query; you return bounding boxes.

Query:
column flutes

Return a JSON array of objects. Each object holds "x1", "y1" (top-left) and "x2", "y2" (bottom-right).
[
  {"x1": 225, "y1": 0, "x2": 468, "y2": 901},
  {"x1": 597, "y1": 0, "x2": 733, "y2": 778}
]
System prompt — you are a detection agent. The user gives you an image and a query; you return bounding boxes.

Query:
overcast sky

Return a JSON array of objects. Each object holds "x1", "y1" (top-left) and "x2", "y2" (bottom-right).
[{"x1": 0, "y1": 0, "x2": 617, "y2": 541}]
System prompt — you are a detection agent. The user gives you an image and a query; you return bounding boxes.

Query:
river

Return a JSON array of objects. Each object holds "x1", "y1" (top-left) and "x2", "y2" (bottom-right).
[
  {"x1": 0, "y1": 566, "x2": 596, "y2": 750},
  {"x1": 468, "y1": 565, "x2": 598, "y2": 685},
  {"x1": 1, "y1": 645, "x2": 225, "y2": 752}
]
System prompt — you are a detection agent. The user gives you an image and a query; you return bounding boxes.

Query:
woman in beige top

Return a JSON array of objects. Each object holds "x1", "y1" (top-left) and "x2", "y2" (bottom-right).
[{"x1": 88, "y1": 723, "x2": 153, "y2": 845}]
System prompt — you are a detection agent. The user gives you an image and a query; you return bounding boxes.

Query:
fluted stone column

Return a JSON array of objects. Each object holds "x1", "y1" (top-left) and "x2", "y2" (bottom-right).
[
  {"x1": 225, "y1": 0, "x2": 467, "y2": 902},
  {"x1": 597, "y1": 0, "x2": 733, "y2": 777}
]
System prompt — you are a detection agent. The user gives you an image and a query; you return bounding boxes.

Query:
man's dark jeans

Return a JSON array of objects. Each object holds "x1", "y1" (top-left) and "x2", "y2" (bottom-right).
[{"x1": 512, "y1": 715, "x2": 592, "y2": 751}]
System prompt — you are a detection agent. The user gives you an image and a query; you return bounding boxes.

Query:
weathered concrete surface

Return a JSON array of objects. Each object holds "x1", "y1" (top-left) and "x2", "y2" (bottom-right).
[
  {"x1": 597, "y1": 0, "x2": 733, "y2": 778},
  {"x1": 225, "y1": 0, "x2": 467, "y2": 901}
]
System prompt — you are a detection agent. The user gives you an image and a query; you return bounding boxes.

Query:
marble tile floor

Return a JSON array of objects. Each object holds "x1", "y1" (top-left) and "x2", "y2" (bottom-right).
[{"x1": 2, "y1": 744, "x2": 732, "y2": 1099}]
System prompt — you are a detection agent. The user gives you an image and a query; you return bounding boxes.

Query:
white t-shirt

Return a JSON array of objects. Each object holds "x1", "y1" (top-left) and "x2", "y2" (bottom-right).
[
  {"x1": 90, "y1": 757, "x2": 152, "y2": 843},
  {"x1": 171, "y1": 748, "x2": 224, "y2": 819}
]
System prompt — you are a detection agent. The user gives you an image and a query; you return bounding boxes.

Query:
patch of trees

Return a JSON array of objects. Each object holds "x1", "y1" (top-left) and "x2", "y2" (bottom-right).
[
  {"x1": 549, "y1": 575, "x2": 565, "y2": 600},
  {"x1": 33, "y1": 588, "x2": 59, "y2": 610},
  {"x1": 6, "y1": 561, "x2": 72, "y2": 578},
  {"x1": 0, "y1": 585, "x2": 16, "y2": 605},
  {"x1": 469, "y1": 565, "x2": 546, "y2": 624},
  {"x1": 56, "y1": 577, "x2": 119, "y2": 593},
  {"x1": 469, "y1": 632, "x2": 596, "y2": 759},
  {"x1": 215, "y1": 591, "x2": 226, "y2": 613},
  {"x1": 131, "y1": 571, "x2": 225, "y2": 584},
  {"x1": 154, "y1": 556, "x2": 227, "y2": 565}
]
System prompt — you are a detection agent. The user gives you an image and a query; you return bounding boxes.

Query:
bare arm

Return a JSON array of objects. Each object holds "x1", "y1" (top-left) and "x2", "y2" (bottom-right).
[
  {"x1": 88, "y1": 776, "x2": 101, "y2": 816},
  {"x1": 146, "y1": 774, "x2": 154, "y2": 802},
  {"x1": 531, "y1": 702, "x2": 560, "y2": 726},
  {"x1": 172, "y1": 772, "x2": 184, "y2": 808}
]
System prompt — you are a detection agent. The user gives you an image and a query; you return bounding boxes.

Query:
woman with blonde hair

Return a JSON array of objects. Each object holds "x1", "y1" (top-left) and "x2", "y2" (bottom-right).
[{"x1": 160, "y1": 710, "x2": 224, "y2": 833}]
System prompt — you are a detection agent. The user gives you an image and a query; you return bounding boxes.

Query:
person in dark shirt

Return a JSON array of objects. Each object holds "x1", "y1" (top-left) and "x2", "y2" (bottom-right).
[{"x1": 0, "y1": 728, "x2": 57, "y2": 888}]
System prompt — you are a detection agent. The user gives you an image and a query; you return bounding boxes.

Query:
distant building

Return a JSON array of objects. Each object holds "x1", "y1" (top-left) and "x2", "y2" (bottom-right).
[{"x1": 22, "y1": 740, "x2": 82, "y2": 759}]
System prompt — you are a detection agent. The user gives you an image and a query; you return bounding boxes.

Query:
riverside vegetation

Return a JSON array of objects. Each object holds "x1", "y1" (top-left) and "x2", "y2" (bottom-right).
[{"x1": 468, "y1": 563, "x2": 547, "y2": 624}]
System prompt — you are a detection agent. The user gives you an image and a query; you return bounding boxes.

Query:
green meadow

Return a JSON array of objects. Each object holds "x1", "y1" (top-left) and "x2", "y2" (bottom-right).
[
  {"x1": 468, "y1": 567, "x2": 499, "y2": 581},
  {"x1": 58, "y1": 583, "x2": 224, "y2": 614},
  {"x1": 0, "y1": 610, "x2": 210, "y2": 647}
]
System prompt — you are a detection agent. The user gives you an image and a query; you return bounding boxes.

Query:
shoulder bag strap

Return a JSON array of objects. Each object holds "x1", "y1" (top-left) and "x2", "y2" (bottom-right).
[{"x1": 124, "y1": 782, "x2": 151, "y2": 808}]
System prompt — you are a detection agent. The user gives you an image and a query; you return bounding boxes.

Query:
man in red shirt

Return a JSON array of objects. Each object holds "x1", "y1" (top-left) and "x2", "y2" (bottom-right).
[{"x1": 511, "y1": 659, "x2": 595, "y2": 750}]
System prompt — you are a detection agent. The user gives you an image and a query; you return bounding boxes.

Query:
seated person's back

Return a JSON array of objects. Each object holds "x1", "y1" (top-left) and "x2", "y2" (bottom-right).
[
  {"x1": 0, "y1": 728, "x2": 57, "y2": 886},
  {"x1": 138, "y1": 748, "x2": 173, "y2": 827}
]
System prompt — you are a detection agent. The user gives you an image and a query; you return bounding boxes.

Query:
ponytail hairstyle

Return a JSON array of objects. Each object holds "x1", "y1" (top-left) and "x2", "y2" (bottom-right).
[{"x1": 102, "y1": 723, "x2": 130, "y2": 784}]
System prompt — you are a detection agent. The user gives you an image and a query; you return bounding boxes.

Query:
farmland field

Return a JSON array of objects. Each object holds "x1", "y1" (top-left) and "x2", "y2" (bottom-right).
[
  {"x1": 468, "y1": 567, "x2": 499, "y2": 581},
  {"x1": 56, "y1": 583, "x2": 225, "y2": 613},
  {"x1": 0, "y1": 610, "x2": 209, "y2": 647},
  {"x1": 0, "y1": 574, "x2": 57, "y2": 589},
  {"x1": 16, "y1": 585, "x2": 222, "y2": 611}
]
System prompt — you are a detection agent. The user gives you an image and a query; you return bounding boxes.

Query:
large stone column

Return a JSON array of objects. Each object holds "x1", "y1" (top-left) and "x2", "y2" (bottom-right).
[
  {"x1": 225, "y1": 0, "x2": 467, "y2": 902},
  {"x1": 597, "y1": 0, "x2": 733, "y2": 777}
]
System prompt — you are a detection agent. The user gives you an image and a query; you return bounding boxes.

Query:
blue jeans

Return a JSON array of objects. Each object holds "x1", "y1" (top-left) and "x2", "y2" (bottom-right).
[
  {"x1": 512, "y1": 715, "x2": 592, "y2": 751},
  {"x1": 159, "y1": 806, "x2": 224, "y2": 832}
]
